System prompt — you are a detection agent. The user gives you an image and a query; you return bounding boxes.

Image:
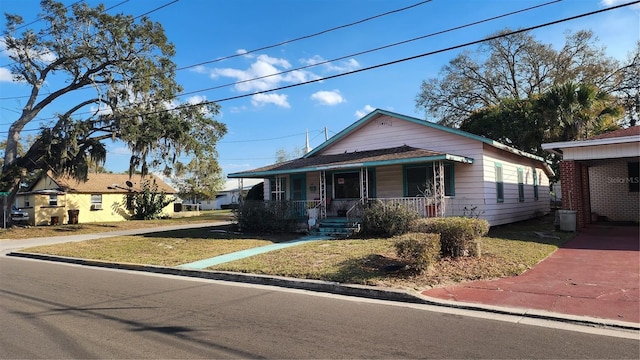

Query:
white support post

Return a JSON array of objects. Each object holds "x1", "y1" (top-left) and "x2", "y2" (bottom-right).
[
  {"x1": 274, "y1": 176, "x2": 283, "y2": 201},
  {"x1": 433, "y1": 161, "x2": 445, "y2": 217},
  {"x1": 360, "y1": 167, "x2": 368, "y2": 204},
  {"x1": 319, "y1": 171, "x2": 327, "y2": 219}
]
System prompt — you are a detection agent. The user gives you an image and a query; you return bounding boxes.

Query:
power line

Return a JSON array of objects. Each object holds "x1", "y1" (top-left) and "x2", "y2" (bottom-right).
[
  {"x1": 175, "y1": 0, "x2": 433, "y2": 72},
  {"x1": 218, "y1": 131, "x2": 315, "y2": 144},
  {"x1": 0, "y1": 1, "x2": 636, "y2": 135},
  {"x1": 0, "y1": 0, "x2": 561, "y2": 123},
  {"x1": 209, "y1": 1, "x2": 640, "y2": 103},
  {"x1": 175, "y1": 0, "x2": 562, "y2": 99},
  {"x1": 0, "y1": 0, "x2": 433, "y2": 101}
]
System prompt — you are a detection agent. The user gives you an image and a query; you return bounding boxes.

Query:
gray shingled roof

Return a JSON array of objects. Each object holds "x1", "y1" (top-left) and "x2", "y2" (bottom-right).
[{"x1": 231, "y1": 145, "x2": 471, "y2": 177}]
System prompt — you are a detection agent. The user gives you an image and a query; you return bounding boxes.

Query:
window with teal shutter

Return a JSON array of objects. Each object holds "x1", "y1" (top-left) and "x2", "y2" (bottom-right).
[
  {"x1": 517, "y1": 168, "x2": 524, "y2": 202},
  {"x1": 495, "y1": 163, "x2": 504, "y2": 203}
]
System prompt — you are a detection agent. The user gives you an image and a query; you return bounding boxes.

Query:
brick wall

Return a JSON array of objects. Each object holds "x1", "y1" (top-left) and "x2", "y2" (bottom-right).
[{"x1": 589, "y1": 161, "x2": 640, "y2": 222}]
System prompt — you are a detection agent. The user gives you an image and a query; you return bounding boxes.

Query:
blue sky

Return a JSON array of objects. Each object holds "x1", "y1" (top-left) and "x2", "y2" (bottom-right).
[{"x1": 0, "y1": 0, "x2": 638, "y2": 182}]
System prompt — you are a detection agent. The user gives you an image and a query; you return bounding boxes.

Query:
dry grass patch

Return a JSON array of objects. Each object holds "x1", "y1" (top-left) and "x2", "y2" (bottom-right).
[
  {"x1": 211, "y1": 239, "x2": 398, "y2": 284},
  {"x1": 213, "y1": 215, "x2": 573, "y2": 290},
  {"x1": 25, "y1": 236, "x2": 272, "y2": 266},
  {"x1": 19, "y1": 214, "x2": 573, "y2": 291},
  {"x1": 21, "y1": 224, "x2": 293, "y2": 266}
]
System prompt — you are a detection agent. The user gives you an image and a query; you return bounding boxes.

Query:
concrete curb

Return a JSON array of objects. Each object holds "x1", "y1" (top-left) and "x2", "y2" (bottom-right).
[{"x1": 7, "y1": 251, "x2": 640, "y2": 333}]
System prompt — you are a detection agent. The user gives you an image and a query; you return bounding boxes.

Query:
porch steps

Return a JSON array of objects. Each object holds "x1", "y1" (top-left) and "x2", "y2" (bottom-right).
[{"x1": 312, "y1": 217, "x2": 360, "y2": 239}]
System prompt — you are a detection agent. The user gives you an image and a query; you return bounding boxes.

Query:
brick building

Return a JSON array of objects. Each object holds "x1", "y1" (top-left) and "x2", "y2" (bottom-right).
[{"x1": 543, "y1": 126, "x2": 640, "y2": 228}]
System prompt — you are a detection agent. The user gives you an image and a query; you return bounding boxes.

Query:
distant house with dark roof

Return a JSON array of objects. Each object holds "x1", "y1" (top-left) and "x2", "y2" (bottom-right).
[
  {"x1": 543, "y1": 125, "x2": 640, "y2": 228},
  {"x1": 229, "y1": 109, "x2": 553, "y2": 226},
  {"x1": 15, "y1": 172, "x2": 176, "y2": 226}
]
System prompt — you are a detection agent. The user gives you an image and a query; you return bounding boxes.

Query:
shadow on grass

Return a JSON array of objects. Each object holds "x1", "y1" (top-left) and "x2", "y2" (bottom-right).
[
  {"x1": 326, "y1": 254, "x2": 411, "y2": 284},
  {"x1": 139, "y1": 223, "x2": 301, "y2": 243},
  {"x1": 487, "y1": 214, "x2": 571, "y2": 247}
]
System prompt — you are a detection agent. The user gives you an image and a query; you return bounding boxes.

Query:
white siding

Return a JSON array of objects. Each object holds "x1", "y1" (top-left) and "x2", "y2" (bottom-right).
[
  {"x1": 257, "y1": 114, "x2": 552, "y2": 227},
  {"x1": 481, "y1": 145, "x2": 550, "y2": 226},
  {"x1": 564, "y1": 142, "x2": 640, "y2": 160},
  {"x1": 321, "y1": 115, "x2": 482, "y2": 159},
  {"x1": 306, "y1": 172, "x2": 322, "y2": 200},
  {"x1": 363, "y1": 163, "x2": 489, "y2": 218},
  {"x1": 445, "y1": 161, "x2": 488, "y2": 218},
  {"x1": 374, "y1": 165, "x2": 403, "y2": 197}
]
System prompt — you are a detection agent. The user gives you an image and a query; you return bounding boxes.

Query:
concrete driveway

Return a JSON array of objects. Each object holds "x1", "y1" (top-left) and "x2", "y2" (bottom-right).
[{"x1": 422, "y1": 224, "x2": 639, "y2": 323}]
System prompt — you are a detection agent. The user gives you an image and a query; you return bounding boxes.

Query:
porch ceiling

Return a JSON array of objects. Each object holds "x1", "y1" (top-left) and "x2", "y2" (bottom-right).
[{"x1": 228, "y1": 145, "x2": 473, "y2": 178}]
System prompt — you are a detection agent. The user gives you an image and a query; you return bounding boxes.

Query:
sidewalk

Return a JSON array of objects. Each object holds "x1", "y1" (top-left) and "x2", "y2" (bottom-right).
[
  {"x1": 4, "y1": 222, "x2": 639, "y2": 330},
  {"x1": 421, "y1": 224, "x2": 639, "y2": 323}
]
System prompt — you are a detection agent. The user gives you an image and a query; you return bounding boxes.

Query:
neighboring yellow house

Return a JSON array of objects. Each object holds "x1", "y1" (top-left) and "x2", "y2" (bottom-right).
[{"x1": 16, "y1": 172, "x2": 177, "y2": 226}]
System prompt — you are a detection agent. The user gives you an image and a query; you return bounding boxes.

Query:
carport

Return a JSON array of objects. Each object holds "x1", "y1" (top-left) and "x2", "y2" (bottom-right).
[{"x1": 543, "y1": 126, "x2": 639, "y2": 229}]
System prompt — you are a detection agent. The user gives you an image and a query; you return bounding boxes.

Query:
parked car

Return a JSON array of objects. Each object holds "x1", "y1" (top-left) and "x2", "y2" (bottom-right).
[{"x1": 11, "y1": 206, "x2": 29, "y2": 222}]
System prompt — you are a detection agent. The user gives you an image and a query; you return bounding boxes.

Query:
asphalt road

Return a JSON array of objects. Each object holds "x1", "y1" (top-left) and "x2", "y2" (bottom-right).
[{"x1": 1, "y1": 256, "x2": 638, "y2": 359}]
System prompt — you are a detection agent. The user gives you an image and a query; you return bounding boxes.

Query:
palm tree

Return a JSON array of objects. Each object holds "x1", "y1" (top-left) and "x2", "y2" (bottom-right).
[{"x1": 541, "y1": 82, "x2": 623, "y2": 141}]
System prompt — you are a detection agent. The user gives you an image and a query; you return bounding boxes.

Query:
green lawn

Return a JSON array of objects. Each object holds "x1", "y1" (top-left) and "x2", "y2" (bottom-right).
[{"x1": 20, "y1": 215, "x2": 573, "y2": 291}]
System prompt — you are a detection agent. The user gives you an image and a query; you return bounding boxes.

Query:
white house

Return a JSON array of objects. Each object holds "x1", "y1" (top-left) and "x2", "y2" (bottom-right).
[
  {"x1": 187, "y1": 179, "x2": 263, "y2": 210},
  {"x1": 228, "y1": 109, "x2": 552, "y2": 226}
]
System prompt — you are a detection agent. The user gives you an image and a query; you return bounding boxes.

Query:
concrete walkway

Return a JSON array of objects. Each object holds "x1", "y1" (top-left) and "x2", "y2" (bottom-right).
[
  {"x1": 178, "y1": 234, "x2": 332, "y2": 269},
  {"x1": 421, "y1": 224, "x2": 640, "y2": 323}
]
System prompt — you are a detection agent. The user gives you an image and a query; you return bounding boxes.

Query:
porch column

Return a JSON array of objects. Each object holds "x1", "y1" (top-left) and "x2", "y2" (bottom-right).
[
  {"x1": 433, "y1": 160, "x2": 445, "y2": 217},
  {"x1": 360, "y1": 167, "x2": 368, "y2": 204},
  {"x1": 319, "y1": 171, "x2": 326, "y2": 219}
]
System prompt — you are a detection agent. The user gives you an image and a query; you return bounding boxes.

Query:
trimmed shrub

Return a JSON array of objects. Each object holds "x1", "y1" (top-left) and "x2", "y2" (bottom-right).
[
  {"x1": 235, "y1": 200, "x2": 296, "y2": 233},
  {"x1": 361, "y1": 201, "x2": 419, "y2": 238},
  {"x1": 410, "y1": 217, "x2": 489, "y2": 258},
  {"x1": 394, "y1": 232, "x2": 441, "y2": 273}
]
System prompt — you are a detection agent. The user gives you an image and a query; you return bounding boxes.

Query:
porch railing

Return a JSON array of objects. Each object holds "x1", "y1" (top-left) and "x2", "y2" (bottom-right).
[
  {"x1": 277, "y1": 197, "x2": 480, "y2": 219},
  {"x1": 369, "y1": 197, "x2": 437, "y2": 218},
  {"x1": 290, "y1": 200, "x2": 322, "y2": 219}
]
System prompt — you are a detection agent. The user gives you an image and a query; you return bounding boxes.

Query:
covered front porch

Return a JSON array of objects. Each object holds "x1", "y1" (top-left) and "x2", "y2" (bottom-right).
[{"x1": 229, "y1": 145, "x2": 476, "y2": 223}]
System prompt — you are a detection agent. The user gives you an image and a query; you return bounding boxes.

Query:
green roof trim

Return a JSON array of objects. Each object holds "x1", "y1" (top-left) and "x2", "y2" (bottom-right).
[{"x1": 228, "y1": 153, "x2": 473, "y2": 179}]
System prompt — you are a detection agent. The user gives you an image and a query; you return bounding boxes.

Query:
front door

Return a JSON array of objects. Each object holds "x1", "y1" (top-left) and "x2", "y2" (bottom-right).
[
  {"x1": 291, "y1": 174, "x2": 306, "y2": 218},
  {"x1": 291, "y1": 174, "x2": 306, "y2": 201}
]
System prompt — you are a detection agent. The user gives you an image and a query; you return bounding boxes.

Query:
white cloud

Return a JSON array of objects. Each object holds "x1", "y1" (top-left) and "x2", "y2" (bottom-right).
[
  {"x1": 355, "y1": 105, "x2": 376, "y2": 118},
  {"x1": 0, "y1": 67, "x2": 13, "y2": 82},
  {"x1": 90, "y1": 103, "x2": 113, "y2": 116},
  {"x1": 326, "y1": 58, "x2": 360, "y2": 72},
  {"x1": 191, "y1": 65, "x2": 208, "y2": 74},
  {"x1": 186, "y1": 95, "x2": 207, "y2": 104},
  {"x1": 210, "y1": 53, "x2": 321, "y2": 94},
  {"x1": 251, "y1": 93, "x2": 290, "y2": 108},
  {"x1": 600, "y1": 0, "x2": 640, "y2": 8},
  {"x1": 0, "y1": 37, "x2": 55, "y2": 63},
  {"x1": 301, "y1": 55, "x2": 360, "y2": 72},
  {"x1": 310, "y1": 90, "x2": 345, "y2": 106},
  {"x1": 236, "y1": 49, "x2": 254, "y2": 59}
]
